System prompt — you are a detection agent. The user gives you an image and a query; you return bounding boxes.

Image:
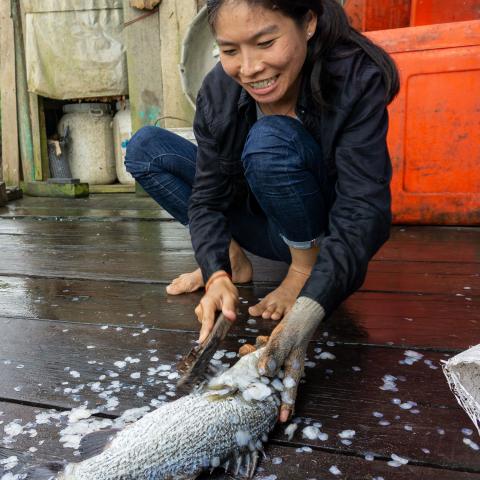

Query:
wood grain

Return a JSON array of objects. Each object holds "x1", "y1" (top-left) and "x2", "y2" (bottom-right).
[
  {"x1": 122, "y1": 0, "x2": 164, "y2": 133},
  {"x1": 0, "y1": 195, "x2": 479, "y2": 478},
  {"x1": 0, "y1": 276, "x2": 477, "y2": 350},
  {"x1": 0, "y1": 0, "x2": 20, "y2": 185},
  {"x1": 0, "y1": 219, "x2": 477, "y2": 295},
  {"x1": 158, "y1": 0, "x2": 197, "y2": 128}
]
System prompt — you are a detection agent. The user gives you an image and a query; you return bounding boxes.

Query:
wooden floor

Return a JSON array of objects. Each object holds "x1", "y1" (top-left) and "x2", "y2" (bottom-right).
[{"x1": 0, "y1": 193, "x2": 479, "y2": 479}]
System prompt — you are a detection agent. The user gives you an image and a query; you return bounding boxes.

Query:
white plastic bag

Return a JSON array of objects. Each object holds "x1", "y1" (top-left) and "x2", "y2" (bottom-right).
[{"x1": 443, "y1": 344, "x2": 480, "y2": 436}]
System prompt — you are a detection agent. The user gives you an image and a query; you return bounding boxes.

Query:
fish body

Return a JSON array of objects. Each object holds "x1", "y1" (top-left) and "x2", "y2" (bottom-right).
[{"x1": 37, "y1": 349, "x2": 280, "y2": 480}]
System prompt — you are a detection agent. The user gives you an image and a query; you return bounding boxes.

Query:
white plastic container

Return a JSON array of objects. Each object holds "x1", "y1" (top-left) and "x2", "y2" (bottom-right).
[
  {"x1": 58, "y1": 103, "x2": 116, "y2": 185},
  {"x1": 113, "y1": 100, "x2": 134, "y2": 185}
]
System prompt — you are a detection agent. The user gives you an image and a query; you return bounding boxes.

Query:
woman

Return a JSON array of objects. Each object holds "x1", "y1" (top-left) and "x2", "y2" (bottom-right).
[{"x1": 125, "y1": 0, "x2": 399, "y2": 422}]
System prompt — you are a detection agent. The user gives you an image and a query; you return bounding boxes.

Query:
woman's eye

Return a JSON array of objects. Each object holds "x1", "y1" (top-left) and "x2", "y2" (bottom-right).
[{"x1": 258, "y1": 40, "x2": 274, "y2": 48}]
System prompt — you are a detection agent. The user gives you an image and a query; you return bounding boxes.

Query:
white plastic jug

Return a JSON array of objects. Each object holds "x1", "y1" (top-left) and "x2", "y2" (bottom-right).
[
  {"x1": 58, "y1": 103, "x2": 116, "y2": 185},
  {"x1": 113, "y1": 101, "x2": 134, "y2": 185}
]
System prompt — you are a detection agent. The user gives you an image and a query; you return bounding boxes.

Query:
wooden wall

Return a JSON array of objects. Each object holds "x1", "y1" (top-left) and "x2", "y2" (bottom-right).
[
  {"x1": 123, "y1": 0, "x2": 200, "y2": 132},
  {"x1": 158, "y1": 0, "x2": 197, "y2": 128},
  {"x1": 0, "y1": 0, "x2": 202, "y2": 187}
]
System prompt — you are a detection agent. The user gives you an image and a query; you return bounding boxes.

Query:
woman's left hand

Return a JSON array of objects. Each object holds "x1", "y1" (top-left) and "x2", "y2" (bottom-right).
[{"x1": 255, "y1": 297, "x2": 325, "y2": 422}]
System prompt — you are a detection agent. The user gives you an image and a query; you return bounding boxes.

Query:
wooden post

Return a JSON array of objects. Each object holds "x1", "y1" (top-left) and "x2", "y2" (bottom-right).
[
  {"x1": 38, "y1": 96, "x2": 49, "y2": 179},
  {"x1": 11, "y1": 0, "x2": 35, "y2": 182},
  {"x1": 0, "y1": 0, "x2": 20, "y2": 185},
  {"x1": 159, "y1": 0, "x2": 197, "y2": 128},
  {"x1": 0, "y1": 182, "x2": 7, "y2": 206},
  {"x1": 122, "y1": 0, "x2": 164, "y2": 133},
  {"x1": 19, "y1": 0, "x2": 43, "y2": 181}
]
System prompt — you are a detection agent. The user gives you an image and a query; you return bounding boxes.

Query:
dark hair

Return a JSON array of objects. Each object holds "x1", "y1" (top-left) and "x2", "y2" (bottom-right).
[{"x1": 207, "y1": 0, "x2": 399, "y2": 107}]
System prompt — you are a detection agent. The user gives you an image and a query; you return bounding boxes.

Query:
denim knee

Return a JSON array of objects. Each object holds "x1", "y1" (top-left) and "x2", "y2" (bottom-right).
[
  {"x1": 241, "y1": 116, "x2": 307, "y2": 177},
  {"x1": 124, "y1": 125, "x2": 163, "y2": 177},
  {"x1": 241, "y1": 115, "x2": 329, "y2": 246}
]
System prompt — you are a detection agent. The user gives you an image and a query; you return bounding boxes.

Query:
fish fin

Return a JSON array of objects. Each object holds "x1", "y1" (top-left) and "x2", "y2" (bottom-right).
[
  {"x1": 247, "y1": 451, "x2": 260, "y2": 479},
  {"x1": 245, "y1": 453, "x2": 251, "y2": 477},
  {"x1": 23, "y1": 461, "x2": 66, "y2": 479},
  {"x1": 223, "y1": 449, "x2": 261, "y2": 479},
  {"x1": 234, "y1": 454, "x2": 243, "y2": 476},
  {"x1": 78, "y1": 428, "x2": 119, "y2": 460}
]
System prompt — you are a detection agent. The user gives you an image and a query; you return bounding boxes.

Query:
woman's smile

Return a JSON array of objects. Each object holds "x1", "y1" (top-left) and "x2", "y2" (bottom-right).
[{"x1": 247, "y1": 74, "x2": 280, "y2": 95}]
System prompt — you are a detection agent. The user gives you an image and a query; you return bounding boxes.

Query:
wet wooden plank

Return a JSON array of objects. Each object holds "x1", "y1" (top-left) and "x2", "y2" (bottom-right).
[
  {"x1": 0, "y1": 240, "x2": 284, "y2": 285},
  {"x1": 0, "y1": 318, "x2": 478, "y2": 470},
  {"x1": 0, "y1": 248, "x2": 476, "y2": 296},
  {"x1": 1, "y1": 193, "x2": 158, "y2": 211},
  {"x1": 0, "y1": 206, "x2": 170, "y2": 221},
  {"x1": 0, "y1": 219, "x2": 479, "y2": 264},
  {"x1": 381, "y1": 227, "x2": 480, "y2": 264},
  {"x1": 362, "y1": 261, "x2": 479, "y2": 294},
  {"x1": 2, "y1": 402, "x2": 478, "y2": 480},
  {"x1": 1, "y1": 193, "x2": 480, "y2": 256},
  {"x1": 0, "y1": 193, "x2": 170, "y2": 220},
  {"x1": 0, "y1": 276, "x2": 477, "y2": 350},
  {"x1": 0, "y1": 221, "x2": 478, "y2": 294},
  {"x1": 0, "y1": 219, "x2": 478, "y2": 272}
]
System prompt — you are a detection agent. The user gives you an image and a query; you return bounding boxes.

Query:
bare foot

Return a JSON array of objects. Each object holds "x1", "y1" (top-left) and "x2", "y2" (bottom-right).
[
  {"x1": 166, "y1": 268, "x2": 204, "y2": 295},
  {"x1": 166, "y1": 241, "x2": 253, "y2": 295},
  {"x1": 248, "y1": 267, "x2": 309, "y2": 320}
]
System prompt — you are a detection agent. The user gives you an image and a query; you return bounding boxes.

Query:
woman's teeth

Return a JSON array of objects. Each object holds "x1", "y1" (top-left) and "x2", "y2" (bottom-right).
[{"x1": 250, "y1": 76, "x2": 277, "y2": 89}]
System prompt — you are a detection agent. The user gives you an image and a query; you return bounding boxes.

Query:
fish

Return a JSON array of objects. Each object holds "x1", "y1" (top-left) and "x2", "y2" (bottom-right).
[{"x1": 25, "y1": 348, "x2": 281, "y2": 480}]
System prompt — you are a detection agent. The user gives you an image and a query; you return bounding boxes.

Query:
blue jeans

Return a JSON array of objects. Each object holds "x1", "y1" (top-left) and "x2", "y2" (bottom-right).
[{"x1": 125, "y1": 116, "x2": 332, "y2": 264}]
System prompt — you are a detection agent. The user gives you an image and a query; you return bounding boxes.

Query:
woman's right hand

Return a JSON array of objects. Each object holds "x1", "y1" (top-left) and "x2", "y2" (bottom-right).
[{"x1": 195, "y1": 271, "x2": 239, "y2": 343}]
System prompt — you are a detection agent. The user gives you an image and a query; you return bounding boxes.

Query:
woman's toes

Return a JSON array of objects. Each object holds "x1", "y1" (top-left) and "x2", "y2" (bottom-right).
[
  {"x1": 166, "y1": 282, "x2": 181, "y2": 295},
  {"x1": 270, "y1": 309, "x2": 283, "y2": 321},
  {"x1": 262, "y1": 304, "x2": 277, "y2": 319},
  {"x1": 248, "y1": 303, "x2": 264, "y2": 317}
]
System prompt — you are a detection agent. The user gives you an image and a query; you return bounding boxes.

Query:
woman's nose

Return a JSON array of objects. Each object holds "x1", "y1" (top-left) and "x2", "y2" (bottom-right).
[{"x1": 240, "y1": 54, "x2": 263, "y2": 78}]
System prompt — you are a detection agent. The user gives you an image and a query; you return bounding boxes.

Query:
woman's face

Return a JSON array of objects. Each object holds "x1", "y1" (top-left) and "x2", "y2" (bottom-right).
[{"x1": 214, "y1": 1, "x2": 317, "y2": 110}]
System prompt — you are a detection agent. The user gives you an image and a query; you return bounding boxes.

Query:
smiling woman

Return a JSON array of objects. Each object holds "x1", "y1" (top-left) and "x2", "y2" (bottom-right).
[
  {"x1": 125, "y1": 0, "x2": 399, "y2": 422},
  {"x1": 214, "y1": 4, "x2": 315, "y2": 116}
]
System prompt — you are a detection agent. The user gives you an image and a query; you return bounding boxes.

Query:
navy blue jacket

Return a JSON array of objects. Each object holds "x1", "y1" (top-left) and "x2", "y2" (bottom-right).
[{"x1": 188, "y1": 50, "x2": 392, "y2": 316}]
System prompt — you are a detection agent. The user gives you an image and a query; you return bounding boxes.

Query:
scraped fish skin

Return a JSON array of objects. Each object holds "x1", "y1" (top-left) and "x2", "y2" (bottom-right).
[
  {"x1": 59, "y1": 351, "x2": 279, "y2": 479},
  {"x1": 62, "y1": 393, "x2": 277, "y2": 480}
]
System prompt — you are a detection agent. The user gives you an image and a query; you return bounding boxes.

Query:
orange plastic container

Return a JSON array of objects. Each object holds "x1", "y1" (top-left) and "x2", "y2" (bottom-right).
[
  {"x1": 344, "y1": 0, "x2": 411, "y2": 31},
  {"x1": 411, "y1": 0, "x2": 480, "y2": 26},
  {"x1": 366, "y1": 20, "x2": 480, "y2": 225}
]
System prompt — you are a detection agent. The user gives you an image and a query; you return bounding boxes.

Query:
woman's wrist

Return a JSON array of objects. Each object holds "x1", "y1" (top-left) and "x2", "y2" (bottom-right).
[
  {"x1": 294, "y1": 296, "x2": 325, "y2": 318},
  {"x1": 287, "y1": 296, "x2": 326, "y2": 339},
  {"x1": 205, "y1": 270, "x2": 232, "y2": 292}
]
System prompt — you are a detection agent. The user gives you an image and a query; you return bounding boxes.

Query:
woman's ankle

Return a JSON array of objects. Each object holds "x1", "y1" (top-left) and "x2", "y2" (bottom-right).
[{"x1": 229, "y1": 241, "x2": 253, "y2": 283}]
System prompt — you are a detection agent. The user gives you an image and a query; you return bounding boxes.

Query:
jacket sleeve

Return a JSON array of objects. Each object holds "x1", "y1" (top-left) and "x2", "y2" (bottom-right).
[
  {"x1": 188, "y1": 92, "x2": 235, "y2": 282},
  {"x1": 300, "y1": 67, "x2": 392, "y2": 315}
]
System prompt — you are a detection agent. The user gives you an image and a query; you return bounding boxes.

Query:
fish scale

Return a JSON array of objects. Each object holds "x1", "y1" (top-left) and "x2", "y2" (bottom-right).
[{"x1": 50, "y1": 349, "x2": 279, "y2": 480}]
